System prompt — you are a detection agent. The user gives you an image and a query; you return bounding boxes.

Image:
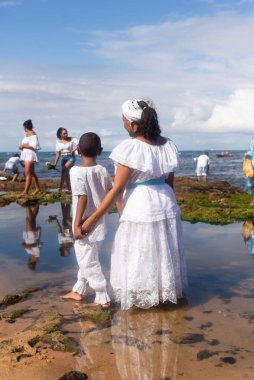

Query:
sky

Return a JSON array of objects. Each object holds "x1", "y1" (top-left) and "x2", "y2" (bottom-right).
[{"x1": 1, "y1": 0, "x2": 254, "y2": 151}]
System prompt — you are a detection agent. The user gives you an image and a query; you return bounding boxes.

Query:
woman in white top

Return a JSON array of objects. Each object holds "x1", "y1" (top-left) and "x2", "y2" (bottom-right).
[
  {"x1": 53, "y1": 128, "x2": 78, "y2": 192},
  {"x1": 82, "y1": 99, "x2": 187, "y2": 310},
  {"x1": 18, "y1": 119, "x2": 41, "y2": 197}
]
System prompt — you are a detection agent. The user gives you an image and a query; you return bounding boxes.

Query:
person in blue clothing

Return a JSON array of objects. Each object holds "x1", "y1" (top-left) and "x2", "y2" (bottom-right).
[{"x1": 244, "y1": 138, "x2": 254, "y2": 204}]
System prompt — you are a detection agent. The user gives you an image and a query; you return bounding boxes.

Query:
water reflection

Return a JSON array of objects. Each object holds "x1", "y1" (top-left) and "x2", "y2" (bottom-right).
[
  {"x1": 77, "y1": 307, "x2": 183, "y2": 380},
  {"x1": 48, "y1": 202, "x2": 74, "y2": 257},
  {"x1": 242, "y1": 220, "x2": 254, "y2": 258},
  {"x1": 22, "y1": 205, "x2": 42, "y2": 270}
]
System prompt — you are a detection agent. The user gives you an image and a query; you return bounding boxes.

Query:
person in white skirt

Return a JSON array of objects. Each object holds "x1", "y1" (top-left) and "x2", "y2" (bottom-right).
[
  {"x1": 18, "y1": 119, "x2": 41, "y2": 197},
  {"x1": 82, "y1": 99, "x2": 187, "y2": 310},
  {"x1": 62, "y1": 132, "x2": 112, "y2": 307}
]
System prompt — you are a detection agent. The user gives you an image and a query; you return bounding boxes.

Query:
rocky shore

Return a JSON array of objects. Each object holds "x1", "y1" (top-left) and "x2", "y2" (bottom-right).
[{"x1": 0, "y1": 176, "x2": 253, "y2": 224}]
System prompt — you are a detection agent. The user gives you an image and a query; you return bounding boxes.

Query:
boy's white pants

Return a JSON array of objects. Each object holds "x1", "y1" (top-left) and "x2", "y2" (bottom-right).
[{"x1": 72, "y1": 239, "x2": 110, "y2": 305}]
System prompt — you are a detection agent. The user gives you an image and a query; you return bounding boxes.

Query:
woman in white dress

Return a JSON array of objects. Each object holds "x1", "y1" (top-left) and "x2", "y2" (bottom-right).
[
  {"x1": 18, "y1": 120, "x2": 41, "y2": 197},
  {"x1": 53, "y1": 128, "x2": 78, "y2": 192},
  {"x1": 82, "y1": 99, "x2": 187, "y2": 310}
]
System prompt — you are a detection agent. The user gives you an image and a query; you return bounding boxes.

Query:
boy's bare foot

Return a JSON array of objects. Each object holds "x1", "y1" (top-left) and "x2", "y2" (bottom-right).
[
  {"x1": 83, "y1": 301, "x2": 110, "y2": 309},
  {"x1": 61, "y1": 291, "x2": 83, "y2": 301}
]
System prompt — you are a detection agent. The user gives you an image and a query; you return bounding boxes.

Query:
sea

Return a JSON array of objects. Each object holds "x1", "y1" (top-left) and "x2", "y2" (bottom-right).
[{"x1": 0, "y1": 150, "x2": 246, "y2": 189}]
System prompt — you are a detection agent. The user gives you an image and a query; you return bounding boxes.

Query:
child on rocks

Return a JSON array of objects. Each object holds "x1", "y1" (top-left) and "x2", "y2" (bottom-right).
[
  {"x1": 62, "y1": 132, "x2": 111, "y2": 307},
  {"x1": 3, "y1": 153, "x2": 21, "y2": 182}
]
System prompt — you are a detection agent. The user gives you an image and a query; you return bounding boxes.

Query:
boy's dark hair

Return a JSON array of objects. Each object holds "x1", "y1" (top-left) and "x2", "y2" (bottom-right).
[
  {"x1": 13, "y1": 153, "x2": 20, "y2": 157},
  {"x1": 56, "y1": 127, "x2": 67, "y2": 139},
  {"x1": 135, "y1": 100, "x2": 161, "y2": 140},
  {"x1": 23, "y1": 119, "x2": 33, "y2": 130},
  {"x1": 79, "y1": 132, "x2": 102, "y2": 157}
]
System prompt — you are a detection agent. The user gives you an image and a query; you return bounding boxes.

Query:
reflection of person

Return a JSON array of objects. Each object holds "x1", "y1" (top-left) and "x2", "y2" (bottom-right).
[
  {"x1": 244, "y1": 138, "x2": 254, "y2": 204},
  {"x1": 22, "y1": 205, "x2": 41, "y2": 270},
  {"x1": 3, "y1": 153, "x2": 21, "y2": 182},
  {"x1": 18, "y1": 119, "x2": 41, "y2": 197},
  {"x1": 242, "y1": 220, "x2": 254, "y2": 258},
  {"x1": 196, "y1": 151, "x2": 210, "y2": 183},
  {"x1": 62, "y1": 132, "x2": 112, "y2": 306},
  {"x1": 82, "y1": 99, "x2": 187, "y2": 310},
  {"x1": 53, "y1": 128, "x2": 78, "y2": 192},
  {"x1": 76, "y1": 308, "x2": 181, "y2": 379},
  {"x1": 48, "y1": 202, "x2": 74, "y2": 257}
]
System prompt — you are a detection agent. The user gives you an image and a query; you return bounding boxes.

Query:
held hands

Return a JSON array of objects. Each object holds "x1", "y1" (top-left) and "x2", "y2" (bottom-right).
[
  {"x1": 73, "y1": 224, "x2": 83, "y2": 240},
  {"x1": 81, "y1": 216, "x2": 96, "y2": 236}
]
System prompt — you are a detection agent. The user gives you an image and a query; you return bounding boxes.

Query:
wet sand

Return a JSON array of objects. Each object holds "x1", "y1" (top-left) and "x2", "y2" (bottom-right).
[{"x1": 0, "y1": 204, "x2": 254, "y2": 379}]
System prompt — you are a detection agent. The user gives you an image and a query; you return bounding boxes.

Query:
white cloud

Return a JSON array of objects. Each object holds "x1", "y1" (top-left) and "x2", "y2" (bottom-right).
[
  {"x1": 1, "y1": 10, "x2": 254, "y2": 150},
  {"x1": 0, "y1": 1, "x2": 20, "y2": 7}
]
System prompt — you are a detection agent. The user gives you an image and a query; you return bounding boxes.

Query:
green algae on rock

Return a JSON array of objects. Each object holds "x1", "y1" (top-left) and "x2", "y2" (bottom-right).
[
  {"x1": 174, "y1": 177, "x2": 254, "y2": 225},
  {"x1": 0, "y1": 309, "x2": 30, "y2": 321},
  {"x1": 1, "y1": 177, "x2": 254, "y2": 224},
  {"x1": 0, "y1": 311, "x2": 78, "y2": 362},
  {"x1": 0, "y1": 288, "x2": 40, "y2": 307},
  {"x1": 75, "y1": 305, "x2": 111, "y2": 327}
]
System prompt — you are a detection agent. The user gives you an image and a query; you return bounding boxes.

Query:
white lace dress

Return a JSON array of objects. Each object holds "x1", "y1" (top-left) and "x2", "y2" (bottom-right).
[{"x1": 109, "y1": 138, "x2": 187, "y2": 310}]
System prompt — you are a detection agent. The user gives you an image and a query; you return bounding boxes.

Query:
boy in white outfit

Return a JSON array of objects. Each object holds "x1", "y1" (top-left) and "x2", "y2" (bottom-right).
[
  {"x1": 62, "y1": 133, "x2": 112, "y2": 307},
  {"x1": 196, "y1": 151, "x2": 210, "y2": 183}
]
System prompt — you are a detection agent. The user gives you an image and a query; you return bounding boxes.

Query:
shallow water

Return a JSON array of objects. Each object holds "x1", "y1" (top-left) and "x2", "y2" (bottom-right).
[{"x1": 0, "y1": 203, "x2": 254, "y2": 379}]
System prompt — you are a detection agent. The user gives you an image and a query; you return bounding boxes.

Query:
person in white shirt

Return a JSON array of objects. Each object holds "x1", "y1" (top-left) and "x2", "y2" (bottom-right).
[
  {"x1": 53, "y1": 128, "x2": 79, "y2": 192},
  {"x1": 3, "y1": 153, "x2": 21, "y2": 182},
  {"x1": 18, "y1": 119, "x2": 41, "y2": 197},
  {"x1": 62, "y1": 132, "x2": 112, "y2": 308},
  {"x1": 196, "y1": 151, "x2": 210, "y2": 183}
]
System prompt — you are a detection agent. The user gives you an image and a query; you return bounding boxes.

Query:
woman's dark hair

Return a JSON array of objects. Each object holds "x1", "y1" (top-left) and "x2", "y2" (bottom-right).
[
  {"x1": 23, "y1": 120, "x2": 34, "y2": 131},
  {"x1": 79, "y1": 132, "x2": 102, "y2": 157},
  {"x1": 135, "y1": 100, "x2": 161, "y2": 140},
  {"x1": 57, "y1": 128, "x2": 67, "y2": 139}
]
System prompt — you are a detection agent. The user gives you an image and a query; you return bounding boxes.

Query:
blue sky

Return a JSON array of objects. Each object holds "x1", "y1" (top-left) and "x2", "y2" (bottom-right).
[{"x1": 1, "y1": 0, "x2": 254, "y2": 151}]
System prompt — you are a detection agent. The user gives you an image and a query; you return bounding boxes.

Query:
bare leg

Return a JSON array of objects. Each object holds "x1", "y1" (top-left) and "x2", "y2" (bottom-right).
[
  {"x1": 203, "y1": 175, "x2": 207, "y2": 183},
  {"x1": 31, "y1": 164, "x2": 41, "y2": 195},
  {"x1": 64, "y1": 161, "x2": 73, "y2": 191},
  {"x1": 17, "y1": 161, "x2": 32, "y2": 196},
  {"x1": 197, "y1": 176, "x2": 201, "y2": 182},
  {"x1": 12, "y1": 172, "x2": 19, "y2": 182}
]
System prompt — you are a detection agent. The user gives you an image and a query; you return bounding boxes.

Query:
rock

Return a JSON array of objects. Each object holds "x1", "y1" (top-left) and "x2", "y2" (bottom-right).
[
  {"x1": 75, "y1": 305, "x2": 111, "y2": 327},
  {"x1": 58, "y1": 371, "x2": 88, "y2": 380},
  {"x1": 220, "y1": 356, "x2": 237, "y2": 364},
  {"x1": 0, "y1": 308, "x2": 30, "y2": 320},
  {"x1": 171, "y1": 333, "x2": 205, "y2": 344},
  {"x1": 197, "y1": 349, "x2": 218, "y2": 360}
]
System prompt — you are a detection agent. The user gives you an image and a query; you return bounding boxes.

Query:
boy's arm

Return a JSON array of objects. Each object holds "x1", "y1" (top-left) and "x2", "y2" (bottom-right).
[{"x1": 74, "y1": 195, "x2": 87, "y2": 240}]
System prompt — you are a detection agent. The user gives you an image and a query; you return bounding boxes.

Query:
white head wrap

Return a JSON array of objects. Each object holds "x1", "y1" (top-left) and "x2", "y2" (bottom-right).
[{"x1": 122, "y1": 99, "x2": 153, "y2": 122}]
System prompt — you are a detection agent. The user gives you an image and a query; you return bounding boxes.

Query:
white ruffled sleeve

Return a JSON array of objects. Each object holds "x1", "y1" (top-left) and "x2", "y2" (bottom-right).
[
  {"x1": 70, "y1": 168, "x2": 87, "y2": 196},
  {"x1": 28, "y1": 135, "x2": 41, "y2": 150},
  {"x1": 109, "y1": 138, "x2": 179, "y2": 176}
]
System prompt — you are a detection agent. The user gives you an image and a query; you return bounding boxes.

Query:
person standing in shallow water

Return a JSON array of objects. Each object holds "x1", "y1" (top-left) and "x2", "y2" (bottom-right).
[
  {"x1": 18, "y1": 120, "x2": 41, "y2": 197},
  {"x1": 82, "y1": 99, "x2": 187, "y2": 310},
  {"x1": 195, "y1": 151, "x2": 210, "y2": 183}
]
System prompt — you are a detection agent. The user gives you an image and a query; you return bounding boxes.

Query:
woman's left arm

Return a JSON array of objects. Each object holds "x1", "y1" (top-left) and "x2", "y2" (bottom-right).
[{"x1": 82, "y1": 164, "x2": 133, "y2": 234}]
